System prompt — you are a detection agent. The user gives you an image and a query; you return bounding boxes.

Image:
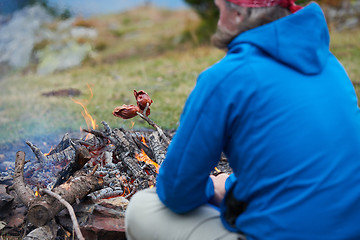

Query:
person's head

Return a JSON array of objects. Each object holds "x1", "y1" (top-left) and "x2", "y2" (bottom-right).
[{"x1": 212, "y1": 0, "x2": 301, "y2": 50}]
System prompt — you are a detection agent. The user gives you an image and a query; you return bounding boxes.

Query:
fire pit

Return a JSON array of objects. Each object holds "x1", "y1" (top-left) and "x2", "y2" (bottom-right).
[{"x1": 0, "y1": 90, "x2": 232, "y2": 239}]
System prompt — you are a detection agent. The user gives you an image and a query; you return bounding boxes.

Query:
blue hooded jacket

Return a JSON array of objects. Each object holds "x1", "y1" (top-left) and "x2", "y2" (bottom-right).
[{"x1": 156, "y1": 3, "x2": 360, "y2": 239}]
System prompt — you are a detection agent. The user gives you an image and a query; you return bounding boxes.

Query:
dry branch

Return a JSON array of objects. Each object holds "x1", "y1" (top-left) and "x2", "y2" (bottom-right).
[
  {"x1": 26, "y1": 142, "x2": 48, "y2": 164},
  {"x1": 26, "y1": 140, "x2": 75, "y2": 163},
  {"x1": 41, "y1": 189, "x2": 84, "y2": 240},
  {"x1": 12, "y1": 151, "x2": 35, "y2": 207}
]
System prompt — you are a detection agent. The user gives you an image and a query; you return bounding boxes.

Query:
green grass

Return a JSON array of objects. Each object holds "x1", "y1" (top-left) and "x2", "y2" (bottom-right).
[
  {"x1": 0, "y1": 6, "x2": 360, "y2": 146},
  {"x1": 0, "y1": 5, "x2": 224, "y2": 145},
  {"x1": 330, "y1": 28, "x2": 360, "y2": 99}
]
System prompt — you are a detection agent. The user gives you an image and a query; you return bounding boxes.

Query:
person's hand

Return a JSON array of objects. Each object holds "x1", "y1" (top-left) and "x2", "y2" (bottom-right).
[{"x1": 209, "y1": 173, "x2": 229, "y2": 206}]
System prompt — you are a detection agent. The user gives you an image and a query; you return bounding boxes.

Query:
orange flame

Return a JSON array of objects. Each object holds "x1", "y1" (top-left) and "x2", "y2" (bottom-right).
[
  {"x1": 72, "y1": 84, "x2": 98, "y2": 139},
  {"x1": 141, "y1": 135, "x2": 148, "y2": 147},
  {"x1": 35, "y1": 190, "x2": 40, "y2": 197},
  {"x1": 214, "y1": 167, "x2": 221, "y2": 173},
  {"x1": 44, "y1": 146, "x2": 53, "y2": 156},
  {"x1": 72, "y1": 98, "x2": 97, "y2": 130},
  {"x1": 87, "y1": 83, "x2": 93, "y2": 99},
  {"x1": 135, "y1": 150, "x2": 159, "y2": 173}
]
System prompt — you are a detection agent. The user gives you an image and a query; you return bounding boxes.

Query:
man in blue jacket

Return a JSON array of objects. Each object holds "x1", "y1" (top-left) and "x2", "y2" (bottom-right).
[{"x1": 125, "y1": 0, "x2": 360, "y2": 239}]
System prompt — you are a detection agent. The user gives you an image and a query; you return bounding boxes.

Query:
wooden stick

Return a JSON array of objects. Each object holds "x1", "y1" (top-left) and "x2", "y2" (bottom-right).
[
  {"x1": 41, "y1": 189, "x2": 84, "y2": 240},
  {"x1": 26, "y1": 141, "x2": 48, "y2": 164},
  {"x1": 136, "y1": 111, "x2": 170, "y2": 146}
]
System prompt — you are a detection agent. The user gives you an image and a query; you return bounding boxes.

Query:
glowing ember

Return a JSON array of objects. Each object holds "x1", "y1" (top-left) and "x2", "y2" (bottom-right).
[
  {"x1": 62, "y1": 182, "x2": 72, "y2": 191},
  {"x1": 135, "y1": 150, "x2": 160, "y2": 173}
]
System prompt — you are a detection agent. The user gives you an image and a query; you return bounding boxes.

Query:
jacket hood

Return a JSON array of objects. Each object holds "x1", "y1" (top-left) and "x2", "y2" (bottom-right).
[{"x1": 228, "y1": 3, "x2": 330, "y2": 74}]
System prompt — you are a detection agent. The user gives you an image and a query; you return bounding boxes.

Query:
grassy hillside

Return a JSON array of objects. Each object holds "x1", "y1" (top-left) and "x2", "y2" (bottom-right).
[
  {"x1": 0, "y1": 6, "x2": 224, "y2": 146},
  {"x1": 0, "y1": 5, "x2": 359, "y2": 146}
]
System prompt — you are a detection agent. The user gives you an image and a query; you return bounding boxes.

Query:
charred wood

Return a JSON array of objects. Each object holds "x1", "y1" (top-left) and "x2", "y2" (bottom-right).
[
  {"x1": 88, "y1": 186, "x2": 124, "y2": 201},
  {"x1": 45, "y1": 146, "x2": 75, "y2": 164},
  {"x1": 77, "y1": 134, "x2": 109, "y2": 152},
  {"x1": 148, "y1": 131, "x2": 167, "y2": 165},
  {"x1": 48, "y1": 133, "x2": 72, "y2": 155},
  {"x1": 128, "y1": 131, "x2": 155, "y2": 160},
  {"x1": 0, "y1": 175, "x2": 13, "y2": 183},
  {"x1": 119, "y1": 152, "x2": 146, "y2": 179},
  {"x1": 26, "y1": 142, "x2": 48, "y2": 164},
  {"x1": 53, "y1": 144, "x2": 91, "y2": 188},
  {"x1": 26, "y1": 140, "x2": 75, "y2": 164}
]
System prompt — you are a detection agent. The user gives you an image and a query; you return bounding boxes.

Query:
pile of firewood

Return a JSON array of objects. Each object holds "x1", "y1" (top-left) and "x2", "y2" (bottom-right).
[{"x1": 0, "y1": 90, "x2": 231, "y2": 239}]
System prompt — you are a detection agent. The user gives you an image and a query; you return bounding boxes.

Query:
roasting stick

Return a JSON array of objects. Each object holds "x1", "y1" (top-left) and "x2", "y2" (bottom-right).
[
  {"x1": 41, "y1": 189, "x2": 85, "y2": 240},
  {"x1": 136, "y1": 103, "x2": 170, "y2": 146}
]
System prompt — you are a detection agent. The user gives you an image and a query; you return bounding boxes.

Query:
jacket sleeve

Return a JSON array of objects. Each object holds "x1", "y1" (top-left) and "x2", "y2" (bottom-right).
[{"x1": 156, "y1": 71, "x2": 232, "y2": 213}]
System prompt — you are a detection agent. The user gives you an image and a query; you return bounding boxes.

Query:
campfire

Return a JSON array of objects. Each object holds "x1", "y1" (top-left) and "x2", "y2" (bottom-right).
[{"x1": 0, "y1": 90, "x2": 231, "y2": 239}]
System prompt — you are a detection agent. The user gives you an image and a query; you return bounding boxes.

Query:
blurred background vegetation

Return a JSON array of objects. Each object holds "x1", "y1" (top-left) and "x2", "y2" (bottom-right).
[{"x1": 0, "y1": 0, "x2": 359, "y2": 152}]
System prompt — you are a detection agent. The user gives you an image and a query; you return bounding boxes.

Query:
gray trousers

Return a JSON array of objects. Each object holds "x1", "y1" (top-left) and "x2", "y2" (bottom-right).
[{"x1": 125, "y1": 188, "x2": 246, "y2": 240}]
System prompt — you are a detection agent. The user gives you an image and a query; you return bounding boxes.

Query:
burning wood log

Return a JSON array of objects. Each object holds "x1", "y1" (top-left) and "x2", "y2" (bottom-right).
[
  {"x1": 148, "y1": 131, "x2": 167, "y2": 165},
  {"x1": 27, "y1": 173, "x2": 103, "y2": 227},
  {"x1": 53, "y1": 143, "x2": 92, "y2": 188},
  {"x1": 129, "y1": 131, "x2": 155, "y2": 160}
]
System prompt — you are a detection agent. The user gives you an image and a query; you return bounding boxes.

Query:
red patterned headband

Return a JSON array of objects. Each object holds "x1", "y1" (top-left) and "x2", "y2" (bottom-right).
[{"x1": 226, "y1": 0, "x2": 303, "y2": 13}]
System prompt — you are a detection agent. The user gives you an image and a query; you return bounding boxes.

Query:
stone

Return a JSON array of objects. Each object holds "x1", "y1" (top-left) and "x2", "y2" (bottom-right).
[
  {"x1": 0, "y1": 184, "x2": 14, "y2": 209},
  {"x1": 36, "y1": 41, "x2": 92, "y2": 75},
  {"x1": 81, "y1": 216, "x2": 126, "y2": 240},
  {"x1": 71, "y1": 27, "x2": 98, "y2": 39},
  {"x1": 56, "y1": 197, "x2": 127, "y2": 240},
  {"x1": 6, "y1": 205, "x2": 27, "y2": 228},
  {"x1": 0, "y1": 4, "x2": 53, "y2": 68},
  {"x1": 0, "y1": 4, "x2": 98, "y2": 75}
]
